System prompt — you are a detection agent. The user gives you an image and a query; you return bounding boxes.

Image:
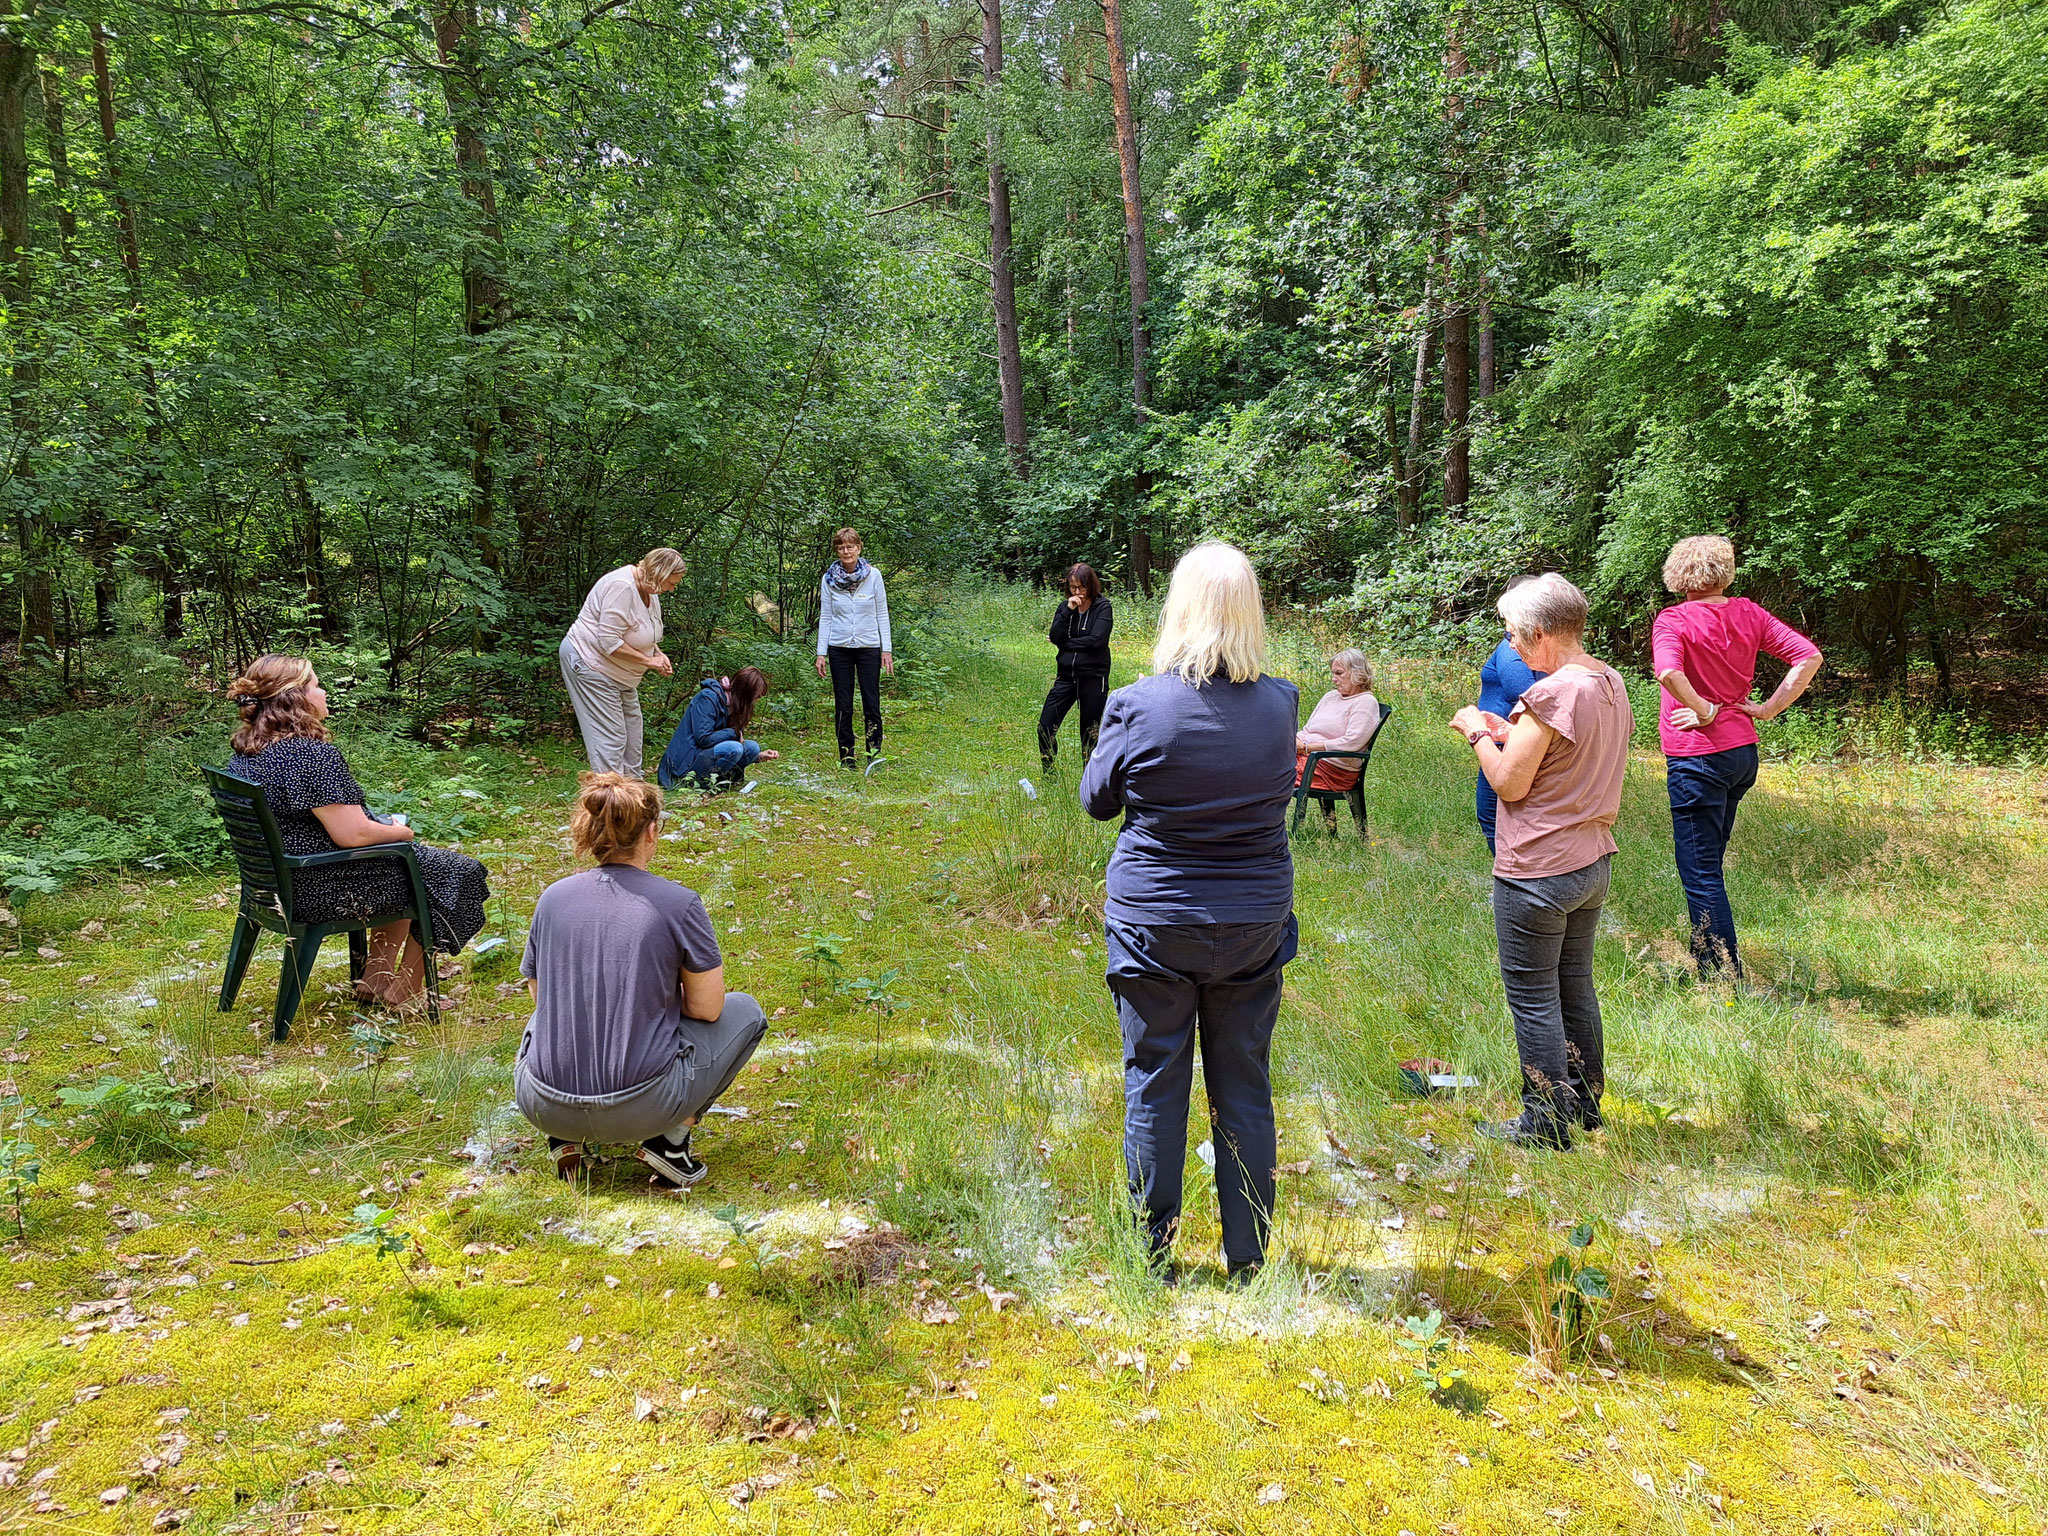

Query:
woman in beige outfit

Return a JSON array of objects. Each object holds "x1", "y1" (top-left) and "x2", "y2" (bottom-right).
[{"x1": 560, "y1": 549, "x2": 686, "y2": 777}]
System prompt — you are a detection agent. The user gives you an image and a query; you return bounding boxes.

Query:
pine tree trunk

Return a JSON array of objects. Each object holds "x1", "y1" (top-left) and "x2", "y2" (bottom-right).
[
  {"x1": 0, "y1": 37, "x2": 54, "y2": 657},
  {"x1": 432, "y1": 0, "x2": 514, "y2": 575},
  {"x1": 1442, "y1": 304, "x2": 1470, "y2": 510},
  {"x1": 89, "y1": 25, "x2": 182, "y2": 638},
  {"x1": 1100, "y1": 0, "x2": 1149, "y2": 415},
  {"x1": 981, "y1": 0, "x2": 1029, "y2": 478}
]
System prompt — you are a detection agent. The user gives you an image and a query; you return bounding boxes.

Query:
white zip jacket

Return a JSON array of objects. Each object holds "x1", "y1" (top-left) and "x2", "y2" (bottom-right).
[{"x1": 816, "y1": 568, "x2": 892, "y2": 653}]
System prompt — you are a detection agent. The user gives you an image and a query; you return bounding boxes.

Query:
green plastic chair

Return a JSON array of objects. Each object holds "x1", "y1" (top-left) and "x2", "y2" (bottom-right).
[
  {"x1": 202, "y1": 766, "x2": 441, "y2": 1041},
  {"x1": 1289, "y1": 700, "x2": 1395, "y2": 839}
]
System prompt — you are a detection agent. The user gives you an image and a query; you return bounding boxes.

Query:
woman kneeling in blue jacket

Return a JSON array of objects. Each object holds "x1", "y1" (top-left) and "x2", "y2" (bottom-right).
[{"x1": 658, "y1": 668, "x2": 779, "y2": 790}]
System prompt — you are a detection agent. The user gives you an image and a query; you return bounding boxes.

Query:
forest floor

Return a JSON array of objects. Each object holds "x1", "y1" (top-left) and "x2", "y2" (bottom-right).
[{"x1": 3, "y1": 587, "x2": 2046, "y2": 1535}]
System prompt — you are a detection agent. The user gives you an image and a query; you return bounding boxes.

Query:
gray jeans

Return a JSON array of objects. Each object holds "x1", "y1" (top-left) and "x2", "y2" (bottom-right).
[
  {"x1": 515, "y1": 993, "x2": 767, "y2": 1144},
  {"x1": 559, "y1": 636, "x2": 645, "y2": 778},
  {"x1": 1493, "y1": 856, "x2": 1610, "y2": 1122}
]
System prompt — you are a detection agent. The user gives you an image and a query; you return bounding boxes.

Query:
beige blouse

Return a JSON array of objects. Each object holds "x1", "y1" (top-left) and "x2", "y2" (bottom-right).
[{"x1": 566, "y1": 566, "x2": 663, "y2": 686}]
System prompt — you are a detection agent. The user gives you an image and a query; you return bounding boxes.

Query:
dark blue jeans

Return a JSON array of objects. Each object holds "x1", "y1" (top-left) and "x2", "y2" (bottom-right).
[
  {"x1": 1666, "y1": 744, "x2": 1759, "y2": 974},
  {"x1": 1477, "y1": 772, "x2": 1500, "y2": 856},
  {"x1": 1105, "y1": 914, "x2": 1298, "y2": 1271}
]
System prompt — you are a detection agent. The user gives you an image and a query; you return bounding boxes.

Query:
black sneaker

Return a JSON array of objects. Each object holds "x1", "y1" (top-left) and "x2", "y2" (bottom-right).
[
  {"x1": 1226, "y1": 1260, "x2": 1263, "y2": 1290},
  {"x1": 1478, "y1": 1111, "x2": 1572, "y2": 1151},
  {"x1": 1576, "y1": 1095, "x2": 1604, "y2": 1133},
  {"x1": 549, "y1": 1138, "x2": 584, "y2": 1182},
  {"x1": 637, "y1": 1130, "x2": 708, "y2": 1188}
]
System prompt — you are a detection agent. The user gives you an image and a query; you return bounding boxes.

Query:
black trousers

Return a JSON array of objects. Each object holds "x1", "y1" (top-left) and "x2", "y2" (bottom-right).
[
  {"x1": 1038, "y1": 671, "x2": 1108, "y2": 764},
  {"x1": 827, "y1": 644, "x2": 883, "y2": 764}
]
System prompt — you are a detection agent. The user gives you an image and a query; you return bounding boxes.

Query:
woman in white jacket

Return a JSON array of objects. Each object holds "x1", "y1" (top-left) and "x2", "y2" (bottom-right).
[{"x1": 813, "y1": 527, "x2": 894, "y2": 768}]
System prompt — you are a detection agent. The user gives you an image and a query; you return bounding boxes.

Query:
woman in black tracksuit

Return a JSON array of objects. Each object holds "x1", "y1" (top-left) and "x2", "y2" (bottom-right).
[{"x1": 1038, "y1": 562, "x2": 1115, "y2": 769}]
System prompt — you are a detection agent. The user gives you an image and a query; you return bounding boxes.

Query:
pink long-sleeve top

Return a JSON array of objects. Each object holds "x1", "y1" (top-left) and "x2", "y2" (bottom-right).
[
  {"x1": 1299, "y1": 688, "x2": 1381, "y2": 753},
  {"x1": 1651, "y1": 597, "x2": 1819, "y2": 758}
]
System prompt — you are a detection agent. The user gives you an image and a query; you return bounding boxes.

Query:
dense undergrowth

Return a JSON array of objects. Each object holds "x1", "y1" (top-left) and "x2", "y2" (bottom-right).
[{"x1": 2, "y1": 585, "x2": 2045, "y2": 1533}]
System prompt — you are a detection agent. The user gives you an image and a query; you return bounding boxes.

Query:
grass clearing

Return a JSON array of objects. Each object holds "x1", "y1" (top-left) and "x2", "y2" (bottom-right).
[{"x1": 2, "y1": 583, "x2": 2045, "y2": 1532}]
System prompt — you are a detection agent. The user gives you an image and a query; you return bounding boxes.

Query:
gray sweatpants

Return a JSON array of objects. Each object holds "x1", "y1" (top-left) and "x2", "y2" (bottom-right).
[
  {"x1": 514, "y1": 993, "x2": 768, "y2": 1145},
  {"x1": 1493, "y1": 855, "x2": 1610, "y2": 1125},
  {"x1": 559, "y1": 635, "x2": 646, "y2": 778}
]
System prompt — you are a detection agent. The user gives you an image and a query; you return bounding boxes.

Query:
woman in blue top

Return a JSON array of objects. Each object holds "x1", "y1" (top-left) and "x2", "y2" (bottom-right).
[
  {"x1": 1081, "y1": 540, "x2": 1298, "y2": 1284},
  {"x1": 1475, "y1": 606, "x2": 1547, "y2": 855},
  {"x1": 657, "y1": 668, "x2": 779, "y2": 790}
]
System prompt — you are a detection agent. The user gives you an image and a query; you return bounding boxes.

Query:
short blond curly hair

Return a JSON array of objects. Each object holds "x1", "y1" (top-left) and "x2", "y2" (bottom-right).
[{"x1": 1662, "y1": 535, "x2": 1736, "y2": 596}]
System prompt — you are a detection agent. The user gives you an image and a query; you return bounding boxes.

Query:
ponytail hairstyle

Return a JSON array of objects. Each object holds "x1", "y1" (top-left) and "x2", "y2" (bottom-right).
[
  {"x1": 726, "y1": 666, "x2": 768, "y2": 736},
  {"x1": 228, "y1": 654, "x2": 328, "y2": 755},
  {"x1": 570, "y1": 772, "x2": 663, "y2": 865}
]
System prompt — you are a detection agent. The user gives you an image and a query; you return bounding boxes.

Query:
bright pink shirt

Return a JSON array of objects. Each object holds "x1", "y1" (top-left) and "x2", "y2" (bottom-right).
[{"x1": 1651, "y1": 597, "x2": 1819, "y2": 758}]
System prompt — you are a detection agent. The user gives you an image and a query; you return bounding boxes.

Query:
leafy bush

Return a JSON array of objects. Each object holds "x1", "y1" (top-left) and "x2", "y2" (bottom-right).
[{"x1": 53, "y1": 1073, "x2": 195, "y2": 1161}]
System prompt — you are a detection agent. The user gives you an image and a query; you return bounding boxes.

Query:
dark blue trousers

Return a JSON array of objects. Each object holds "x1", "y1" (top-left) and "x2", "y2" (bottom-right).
[
  {"x1": 1477, "y1": 772, "x2": 1499, "y2": 856},
  {"x1": 1666, "y1": 744, "x2": 1759, "y2": 974},
  {"x1": 1105, "y1": 914, "x2": 1298, "y2": 1270}
]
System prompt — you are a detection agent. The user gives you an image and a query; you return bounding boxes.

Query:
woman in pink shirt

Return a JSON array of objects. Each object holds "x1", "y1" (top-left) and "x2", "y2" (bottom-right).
[
  {"x1": 1450, "y1": 575, "x2": 1632, "y2": 1150},
  {"x1": 1652, "y1": 537, "x2": 1823, "y2": 977},
  {"x1": 1294, "y1": 649, "x2": 1381, "y2": 825}
]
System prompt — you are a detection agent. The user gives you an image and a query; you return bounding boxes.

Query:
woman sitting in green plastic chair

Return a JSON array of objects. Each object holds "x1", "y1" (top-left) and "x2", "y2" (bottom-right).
[{"x1": 227, "y1": 654, "x2": 489, "y2": 1006}]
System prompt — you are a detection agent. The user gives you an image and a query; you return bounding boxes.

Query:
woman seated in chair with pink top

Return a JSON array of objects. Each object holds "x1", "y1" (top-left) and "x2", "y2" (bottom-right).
[{"x1": 1294, "y1": 649, "x2": 1381, "y2": 827}]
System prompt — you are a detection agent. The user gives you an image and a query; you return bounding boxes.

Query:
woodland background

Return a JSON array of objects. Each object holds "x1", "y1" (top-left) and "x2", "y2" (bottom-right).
[{"x1": 0, "y1": 0, "x2": 2042, "y2": 727}]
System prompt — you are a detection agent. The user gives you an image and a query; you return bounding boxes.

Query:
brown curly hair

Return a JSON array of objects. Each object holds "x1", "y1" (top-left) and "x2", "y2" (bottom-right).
[
  {"x1": 228, "y1": 655, "x2": 330, "y2": 756},
  {"x1": 571, "y1": 772, "x2": 663, "y2": 865}
]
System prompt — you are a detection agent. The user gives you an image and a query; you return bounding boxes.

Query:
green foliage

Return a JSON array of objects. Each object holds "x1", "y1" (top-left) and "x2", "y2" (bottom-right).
[
  {"x1": 340, "y1": 1204, "x2": 423, "y2": 1291},
  {"x1": 350, "y1": 1018, "x2": 399, "y2": 1116},
  {"x1": 53, "y1": 1073, "x2": 194, "y2": 1162},
  {"x1": 0, "y1": 1094, "x2": 47, "y2": 1237},
  {"x1": 1395, "y1": 1308, "x2": 1465, "y2": 1398},
  {"x1": 710, "y1": 1202, "x2": 780, "y2": 1281},
  {"x1": 795, "y1": 930, "x2": 849, "y2": 992},
  {"x1": 1544, "y1": 1222, "x2": 1612, "y2": 1354}
]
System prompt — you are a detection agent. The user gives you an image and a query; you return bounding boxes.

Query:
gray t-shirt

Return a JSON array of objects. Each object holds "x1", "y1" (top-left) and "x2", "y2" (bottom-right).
[{"x1": 519, "y1": 865, "x2": 722, "y2": 1097}]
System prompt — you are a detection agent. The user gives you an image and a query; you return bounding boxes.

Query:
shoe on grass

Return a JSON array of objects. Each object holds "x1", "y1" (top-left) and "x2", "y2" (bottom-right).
[
  {"x1": 549, "y1": 1138, "x2": 584, "y2": 1182},
  {"x1": 1477, "y1": 1110, "x2": 1572, "y2": 1151},
  {"x1": 637, "y1": 1129, "x2": 708, "y2": 1188},
  {"x1": 1226, "y1": 1260, "x2": 1263, "y2": 1291}
]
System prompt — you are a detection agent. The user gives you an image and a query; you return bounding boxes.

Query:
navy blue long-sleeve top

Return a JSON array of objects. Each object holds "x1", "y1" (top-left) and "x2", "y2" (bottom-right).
[
  {"x1": 680, "y1": 679, "x2": 738, "y2": 752},
  {"x1": 1080, "y1": 671, "x2": 1298, "y2": 924}
]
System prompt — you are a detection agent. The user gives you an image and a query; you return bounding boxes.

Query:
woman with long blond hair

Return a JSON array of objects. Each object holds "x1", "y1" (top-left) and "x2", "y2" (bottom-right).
[
  {"x1": 514, "y1": 773, "x2": 767, "y2": 1187},
  {"x1": 226, "y1": 655, "x2": 490, "y2": 1005},
  {"x1": 561, "y1": 548, "x2": 687, "y2": 777},
  {"x1": 1080, "y1": 541, "x2": 1299, "y2": 1285}
]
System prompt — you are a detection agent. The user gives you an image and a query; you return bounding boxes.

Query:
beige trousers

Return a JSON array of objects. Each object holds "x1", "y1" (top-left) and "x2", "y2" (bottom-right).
[{"x1": 559, "y1": 636, "x2": 645, "y2": 777}]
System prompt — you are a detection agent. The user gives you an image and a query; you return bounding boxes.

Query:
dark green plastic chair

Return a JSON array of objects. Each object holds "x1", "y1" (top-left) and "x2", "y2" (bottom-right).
[
  {"x1": 1289, "y1": 700, "x2": 1394, "y2": 839},
  {"x1": 203, "y1": 766, "x2": 441, "y2": 1041}
]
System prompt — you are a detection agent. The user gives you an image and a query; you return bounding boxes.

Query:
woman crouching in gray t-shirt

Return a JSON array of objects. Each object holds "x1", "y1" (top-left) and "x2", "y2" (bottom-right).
[{"x1": 516, "y1": 772, "x2": 768, "y2": 1187}]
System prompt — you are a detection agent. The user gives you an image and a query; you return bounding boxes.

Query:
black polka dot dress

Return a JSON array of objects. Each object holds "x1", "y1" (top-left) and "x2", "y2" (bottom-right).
[{"x1": 229, "y1": 736, "x2": 490, "y2": 953}]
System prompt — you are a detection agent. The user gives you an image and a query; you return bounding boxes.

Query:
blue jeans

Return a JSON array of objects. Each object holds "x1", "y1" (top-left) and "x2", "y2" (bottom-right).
[
  {"x1": 1666, "y1": 744, "x2": 1759, "y2": 974},
  {"x1": 1477, "y1": 772, "x2": 1499, "y2": 856},
  {"x1": 657, "y1": 734, "x2": 761, "y2": 789},
  {"x1": 1105, "y1": 914, "x2": 1298, "y2": 1271}
]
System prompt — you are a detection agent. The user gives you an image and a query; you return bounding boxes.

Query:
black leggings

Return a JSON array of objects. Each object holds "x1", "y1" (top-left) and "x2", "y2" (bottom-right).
[
  {"x1": 1039, "y1": 671, "x2": 1108, "y2": 764},
  {"x1": 828, "y1": 645, "x2": 884, "y2": 764}
]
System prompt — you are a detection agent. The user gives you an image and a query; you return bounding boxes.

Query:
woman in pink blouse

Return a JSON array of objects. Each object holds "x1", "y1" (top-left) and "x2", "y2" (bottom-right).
[
  {"x1": 1653, "y1": 536, "x2": 1824, "y2": 977},
  {"x1": 1294, "y1": 649, "x2": 1381, "y2": 825}
]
